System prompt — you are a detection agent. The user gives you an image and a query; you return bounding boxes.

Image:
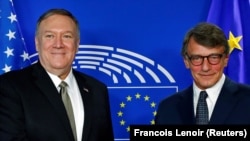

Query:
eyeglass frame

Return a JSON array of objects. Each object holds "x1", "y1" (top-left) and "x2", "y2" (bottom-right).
[{"x1": 185, "y1": 53, "x2": 225, "y2": 66}]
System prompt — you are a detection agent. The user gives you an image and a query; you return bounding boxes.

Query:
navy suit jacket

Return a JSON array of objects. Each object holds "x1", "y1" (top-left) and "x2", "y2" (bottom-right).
[
  {"x1": 0, "y1": 62, "x2": 114, "y2": 141},
  {"x1": 155, "y1": 77, "x2": 250, "y2": 125}
]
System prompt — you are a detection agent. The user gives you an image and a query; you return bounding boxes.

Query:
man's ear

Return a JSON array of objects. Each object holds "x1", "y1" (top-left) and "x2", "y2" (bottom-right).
[
  {"x1": 35, "y1": 37, "x2": 39, "y2": 51},
  {"x1": 223, "y1": 54, "x2": 229, "y2": 67},
  {"x1": 184, "y1": 58, "x2": 190, "y2": 69}
]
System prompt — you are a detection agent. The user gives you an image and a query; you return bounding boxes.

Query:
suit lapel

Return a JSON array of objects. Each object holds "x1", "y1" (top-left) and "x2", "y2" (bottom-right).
[
  {"x1": 73, "y1": 71, "x2": 93, "y2": 141},
  {"x1": 209, "y1": 77, "x2": 239, "y2": 124},
  {"x1": 178, "y1": 86, "x2": 196, "y2": 124},
  {"x1": 32, "y1": 62, "x2": 74, "y2": 138}
]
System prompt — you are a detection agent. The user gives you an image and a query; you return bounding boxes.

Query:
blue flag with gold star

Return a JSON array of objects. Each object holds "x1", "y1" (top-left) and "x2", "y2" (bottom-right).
[
  {"x1": 207, "y1": 0, "x2": 250, "y2": 84},
  {"x1": 0, "y1": 0, "x2": 31, "y2": 75}
]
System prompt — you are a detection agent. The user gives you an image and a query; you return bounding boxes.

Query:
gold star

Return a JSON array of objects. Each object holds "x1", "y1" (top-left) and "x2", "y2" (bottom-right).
[
  {"x1": 153, "y1": 110, "x2": 157, "y2": 116},
  {"x1": 126, "y1": 126, "x2": 130, "y2": 132},
  {"x1": 151, "y1": 120, "x2": 155, "y2": 125},
  {"x1": 126, "y1": 95, "x2": 132, "y2": 101},
  {"x1": 228, "y1": 31, "x2": 242, "y2": 53},
  {"x1": 144, "y1": 95, "x2": 150, "y2": 101},
  {"x1": 120, "y1": 120, "x2": 125, "y2": 125},
  {"x1": 135, "y1": 93, "x2": 141, "y2": 99},
  {"x1": 117, "y1": 111, "x2": 123, "y2": 117},
  {"x1": 120, "y1": 102, "x2": 125, "y2": 108},
  {"x1": 150, "y1": 102, "x2": 156, "y2": 108}
]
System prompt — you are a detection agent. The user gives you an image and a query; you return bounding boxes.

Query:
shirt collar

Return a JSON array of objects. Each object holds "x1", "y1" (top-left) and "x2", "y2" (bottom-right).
[
  {"x1": 47, "y1": 69, "x2": 74, "y2": 89},
  {"x1": 193, "y1": 74, "x2": 226, "y2": 102}
]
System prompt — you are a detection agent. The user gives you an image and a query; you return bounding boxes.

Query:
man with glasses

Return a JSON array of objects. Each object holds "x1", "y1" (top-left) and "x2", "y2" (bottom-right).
[{"x1": 155, "y1": 22, "x2": 250, "y2": 125}]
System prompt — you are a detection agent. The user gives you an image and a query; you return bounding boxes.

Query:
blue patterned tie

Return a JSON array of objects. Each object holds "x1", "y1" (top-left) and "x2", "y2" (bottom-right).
[{"x1": 196, "y1": 91, "x2": 209, "y2": 125}]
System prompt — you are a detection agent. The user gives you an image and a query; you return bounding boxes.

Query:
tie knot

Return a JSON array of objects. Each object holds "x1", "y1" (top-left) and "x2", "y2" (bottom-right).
[
  {"x1": 59, "y1": 81, "x2": 68, "y2": 88},
  {"x1": 199, "y1": 91, "x2": 208, "y2": 100}
]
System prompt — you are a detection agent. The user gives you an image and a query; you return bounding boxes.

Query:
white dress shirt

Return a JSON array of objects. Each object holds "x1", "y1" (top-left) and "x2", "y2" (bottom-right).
[
  {"x1": 193, "y1": 74, "x2": 226, "y2": 120},
  {"x1": 47, "y1": 69, "x2": 84, "y2": 141}
]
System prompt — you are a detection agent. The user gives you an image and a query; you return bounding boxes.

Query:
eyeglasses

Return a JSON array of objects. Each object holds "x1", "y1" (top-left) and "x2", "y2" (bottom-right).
[{"x1": 186, "y1": 53, "x2": 224, "y2": 66}]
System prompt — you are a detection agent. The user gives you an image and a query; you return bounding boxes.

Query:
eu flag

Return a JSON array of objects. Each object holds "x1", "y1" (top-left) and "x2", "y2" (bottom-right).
[
  {"x1": 207, "y1": 0, "x2": 250, "y2": 84},
  {"x1": 0, "y1": 0, "x2": 31, "y2": 75}
]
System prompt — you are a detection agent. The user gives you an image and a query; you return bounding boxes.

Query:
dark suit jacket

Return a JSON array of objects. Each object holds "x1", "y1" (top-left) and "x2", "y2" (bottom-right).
[
  {"x1": 0, "y1": 62, "x2": 114, "y2": 141},
  {"x1": 155, "y1": 77, "x2": 250, "y2": 125}
]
